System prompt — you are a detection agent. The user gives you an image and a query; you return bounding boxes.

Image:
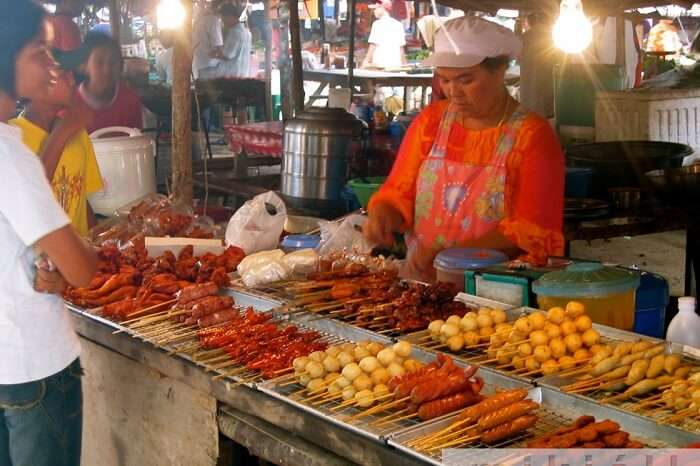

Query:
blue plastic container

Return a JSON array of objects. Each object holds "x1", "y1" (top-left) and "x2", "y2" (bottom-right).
[
  {"x1": 565, "y1": 167, "x2": 593, "y2": 198},
  {"x1": 281, "y1": 234, "x2": 321, "y2": 253},
  {"x1": 434, "y1": 248, "x2": 508, "y2": 292},
  {"x1": 634, "y1": 271, "x2": 669, "y2": 338}
]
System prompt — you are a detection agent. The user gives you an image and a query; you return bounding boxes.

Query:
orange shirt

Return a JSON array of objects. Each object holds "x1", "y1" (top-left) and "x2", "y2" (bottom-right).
[{"x1": 369, "y1": 100, "x2": 565, "y2": 264}]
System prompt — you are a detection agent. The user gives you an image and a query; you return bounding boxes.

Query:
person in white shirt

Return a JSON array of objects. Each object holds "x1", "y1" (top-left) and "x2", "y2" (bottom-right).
[
  {"x1": 192, "y1": 0, "x2": 225, "y2": 79},
  {"x1": 361, "y1": 0, "x2": 407, "y2": 70},
  {"x1": 155, "y1": 30, "x2": 175, "y2": 84},
  {"x1": 214, "y1": 3, "x2": 252, "y2": 78},
  {"x1": 0, "y1": 1, "x2": 97, "y2": 465}
]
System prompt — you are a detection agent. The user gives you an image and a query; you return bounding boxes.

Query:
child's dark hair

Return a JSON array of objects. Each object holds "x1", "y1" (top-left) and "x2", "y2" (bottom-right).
[
  {"x1": 0, "y1": 0, "x2": 45, "y2": 96},
  {"x1": 83, "y1": 32, "x2": 124, "y2": 68}
]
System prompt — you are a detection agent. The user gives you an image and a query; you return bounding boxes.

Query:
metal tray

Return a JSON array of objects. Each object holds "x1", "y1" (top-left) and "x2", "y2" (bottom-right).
[
  {"x1": 388, "y1": 386, "x2": 698, "y2": 466},
  {"x1": 258, "y1": 353, "x2": 532, "y2": 444}
]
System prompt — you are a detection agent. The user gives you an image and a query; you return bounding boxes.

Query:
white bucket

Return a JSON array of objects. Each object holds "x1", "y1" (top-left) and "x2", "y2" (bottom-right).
[{"x1": 88, "y1": 126, "x2": 156, "y2": 216}]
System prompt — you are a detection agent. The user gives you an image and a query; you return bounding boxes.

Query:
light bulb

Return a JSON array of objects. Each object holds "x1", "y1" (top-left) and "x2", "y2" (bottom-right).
[
  {"x1": 552, "y1": 0, "x2": 593, "y2": 53},
  {"x1": 157, "y1": 0, "x2": 186, "y2": 30}
]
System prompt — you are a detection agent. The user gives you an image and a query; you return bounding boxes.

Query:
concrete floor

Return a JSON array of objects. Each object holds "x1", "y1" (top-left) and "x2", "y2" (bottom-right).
[{"x1": 570, "y1": 231, "x2": 687, "y2": 297}]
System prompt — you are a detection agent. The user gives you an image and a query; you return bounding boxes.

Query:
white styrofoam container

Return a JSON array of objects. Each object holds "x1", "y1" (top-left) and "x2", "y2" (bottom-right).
[{"x1": 595, "y1": 88, "x2": 700, "y2": 164}]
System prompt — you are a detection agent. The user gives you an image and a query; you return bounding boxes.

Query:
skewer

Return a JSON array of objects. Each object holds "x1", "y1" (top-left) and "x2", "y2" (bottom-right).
[
  {"x1": 311, "y1": 393, "x2": 343, "y2": 406},
  {"x1": 418, "y1": 424, "x2": 480, "y2": 451},
  {"x1": 119, "y1": 309, "x2": 171, "y2": 326},
  {"x1": 425, "y1": 433, "x2": 481, "y2": 452},
  {"x1": 330, "y1": 398, "x2": 359, "y2": 411},
  {"x1": 406, "y1": 418, "x2": 471, "y2": 448},
  {"x1": 125, "y1": 299, "x2": 178, "y2": 319},
  {"x1": 372, "y1": 410, "x2": 417, "y2": 427},
  {"x1": 345, "y1": 396, "x2": 410, "y2": 422},
  {"x1": 212, "y1": 366, "x2": 249, "y2": 381}
]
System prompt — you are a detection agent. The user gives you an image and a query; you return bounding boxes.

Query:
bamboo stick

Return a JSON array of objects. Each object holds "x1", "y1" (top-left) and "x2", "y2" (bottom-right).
[
  {"x1": 125, "y1": 299, "x2": 178, "y2": 319},
  {"x1": 345, "y1": 396, "x2": 410, "y2": 421}
]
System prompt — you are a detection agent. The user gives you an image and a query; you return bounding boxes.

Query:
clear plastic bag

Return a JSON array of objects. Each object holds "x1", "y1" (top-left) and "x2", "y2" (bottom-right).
[
  {"x1": 237, "y1": 249, "x2": 286, "y2": 275},
  {"x1": 281, "y1": 249, "x2": 319, "y2": 275},
  {"x1": 317, "y1": 214, "x2": 374, "y2": 257},
  {"x1": 225, "y1": 191, "x2": 287, "y2": 254},
  {"x1": 241, "y1": 260, "x2": 290, "y2": 287}
]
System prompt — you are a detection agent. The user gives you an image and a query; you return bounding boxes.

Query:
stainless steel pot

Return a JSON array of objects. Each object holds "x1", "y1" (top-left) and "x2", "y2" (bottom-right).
[{"x1": 281, "y1": 107, "x2": 365, "y2": 202}]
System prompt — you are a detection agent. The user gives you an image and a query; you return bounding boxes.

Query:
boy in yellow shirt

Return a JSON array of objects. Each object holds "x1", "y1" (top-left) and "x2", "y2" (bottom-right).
[{"x1": 11, "y1": 51, "x2": 103, "y2": 236}]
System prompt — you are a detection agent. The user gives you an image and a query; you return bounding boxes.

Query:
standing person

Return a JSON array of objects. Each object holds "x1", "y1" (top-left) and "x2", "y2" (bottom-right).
[
  {"x1": 361, "y1": 0, "x2": 406, "y2": 70},
  {"x1": 46, "y1": 0, "x2": 85, "y2": 51},
  {"x1": 192, "y1": 0, "x2": 225, "y2": 79},
  {"x1": 215, "y1": 3, "x2": 252, "y2": 78},
  {"x1": 364, "y1": 17, "x2": 565, "y2": 281},
  {"x1": 11, "y1": 53, "x2": 103, "y2": 236},
  {"x1": 76, "y1": 32, "x2": 143, "y2": 132},
  {"x1": 0, "y1": 1, "x2": 98, "y2": 465}
]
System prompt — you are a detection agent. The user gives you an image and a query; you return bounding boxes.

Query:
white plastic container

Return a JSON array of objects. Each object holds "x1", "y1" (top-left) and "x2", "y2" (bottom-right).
[
  {"x1": 88, "y1": 126, "x2": 156, "y2": 216},
  {"x1": 595, "y1": 88, "x2": 700, "y2": 165},
  {"x1": 666, "y1": 297, "x2": 700, "y2": 349}
]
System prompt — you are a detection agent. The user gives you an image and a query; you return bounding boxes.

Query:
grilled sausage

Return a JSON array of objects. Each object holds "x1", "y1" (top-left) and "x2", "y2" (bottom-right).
[
  {"x1": 457, "y1": 388, "x2": 529, "y2": 423},
  {"x1": 417, "y1": 392, "x2": 481, "y2": 420},
  {"x1": 411, "y1": 371, "x2": 470, "y2": 405},
  {"x1": 191, "y1": 296, "x2": 234, "y2": 319},
  {"x1": 178, "y1": 282, "x2": 218, "y2": 305},
  {"x1": 477, "y1": 400, "x2": 539, "y2": 431},
  {"x1": 481, "y1": 414, "x2": 538, "y2": 444}
]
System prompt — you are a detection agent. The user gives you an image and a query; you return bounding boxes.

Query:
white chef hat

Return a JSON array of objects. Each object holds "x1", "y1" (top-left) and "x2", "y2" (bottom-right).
[{"x1": 422, "y1": 16, "x2": 522, "y2": 68}]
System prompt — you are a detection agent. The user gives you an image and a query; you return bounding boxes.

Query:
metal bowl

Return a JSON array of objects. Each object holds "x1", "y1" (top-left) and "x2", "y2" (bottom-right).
[{"x1": 645, "y1": 164, "x2": 700, "y2": 206}]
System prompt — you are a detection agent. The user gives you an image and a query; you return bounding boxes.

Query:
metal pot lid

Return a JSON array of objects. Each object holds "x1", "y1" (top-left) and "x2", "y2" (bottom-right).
[{"x1": 533, "y1": 262, "x2": 640, "y2": 297}]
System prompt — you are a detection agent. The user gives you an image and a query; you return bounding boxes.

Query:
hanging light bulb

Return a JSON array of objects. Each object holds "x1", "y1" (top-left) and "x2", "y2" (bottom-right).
[
  {"x1": 157, "y1": 0, "x2": 186, "y2": 30},
  {"x1": 552, "y1": 0, "x2": 593, "y2": 53}
]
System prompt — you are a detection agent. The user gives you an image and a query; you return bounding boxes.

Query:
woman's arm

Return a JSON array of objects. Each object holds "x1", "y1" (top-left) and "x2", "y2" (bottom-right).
[
  {"x1": 36, "y1": 225, "x2": 97, "y2": 288},
  {"x1": 499, "y1": 118, "x2": 565, "y2": 264}
]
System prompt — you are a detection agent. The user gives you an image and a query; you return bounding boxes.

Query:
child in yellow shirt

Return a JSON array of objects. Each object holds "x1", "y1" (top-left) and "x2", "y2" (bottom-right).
[{"x1": 11, "y1": 51, "x2": 103, "y2": 236}]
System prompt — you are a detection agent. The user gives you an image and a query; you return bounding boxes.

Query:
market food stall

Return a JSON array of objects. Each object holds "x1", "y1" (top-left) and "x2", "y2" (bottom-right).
[{"x1": 66, "y1": 197, "x2": 700, "y2": 464}]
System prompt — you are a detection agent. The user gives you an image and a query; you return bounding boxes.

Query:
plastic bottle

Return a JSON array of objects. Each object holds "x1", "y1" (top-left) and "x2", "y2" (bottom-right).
[{"x1": 666, "y1": 297, "x2": 700, "y2": 348}]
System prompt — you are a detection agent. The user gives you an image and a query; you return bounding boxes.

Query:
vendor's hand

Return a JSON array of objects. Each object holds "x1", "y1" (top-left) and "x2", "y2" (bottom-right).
[
  {"x1": 34, "y1": 268, "x2": 68, "y2": 295},
  {"x1": 56, "y1": 94, "x2": 94, "y2": 138},
  {"x1": 363, "y1": 203, "x2": 403, "y2": 246},
  {"x1": 404, "y1": 244, "x2": 437, "y2": 282}
]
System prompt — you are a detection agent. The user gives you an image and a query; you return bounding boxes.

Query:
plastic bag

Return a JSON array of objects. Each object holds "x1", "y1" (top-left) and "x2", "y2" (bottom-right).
[
  {"x1": 317, "y1": 214, "x2": 374, "y2": 257},
  {"x1": 237, "y1": 249, "x2": 286, "y2": 275},
  {"x1": 225, "y1": 191, "x2": 287, "y2": 254},
  {"x1": 241, "y1": 260, "x2": 290, "y2": 287},
  {"x1": 281, "y1": 249, "x2": 319, "y2": 275}
]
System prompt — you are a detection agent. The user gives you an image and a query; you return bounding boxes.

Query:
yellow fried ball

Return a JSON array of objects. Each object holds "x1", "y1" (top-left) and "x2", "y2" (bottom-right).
[
  {"x1": 589, "y1": 344, "x2": 606, "y2": 355},
  {"x1": 541, "y1": 359, "x2": 560, "y2": 376},
  {"x1": 464, "y1": 331, "x2": 481, "y2": 347},
  {"x1": 525, "y1": 358, "x2": 541, "y2": 372},
  {"x1": 564, "y1": 333, "x2": 583, "y2": 353},
  {"x1": 441, "y1": 323, "x2": 461, "y2": 339},
  {"x1": 428, "y1": 320, "x2": 444, "y2": 336},
  {"x1": 534, "y1": 345, "x2": 552, "y2": 363},
  {"x1": 403, "y1": 359, "x2": 422, "y2": 373},
  {"x1": 460, "y1": 315, "x2": 479, "y2": 332},
  {"x1": 528, "y1": 312, "x2": 547, "y2": 330},
  {"x1": 491, "y1": 309, "x2": 508, "y2": 325},
  {"x1": 558, "y1": 355, "x2": 576, "y2": 370},
  {"x1": 495, "y1": 323, "x2": 513, "y2": 335},
  {"x1": 545, "y1": 322, "x2": 562, "y2": 340},
  {"x1": 529, "y1": 330, "x2": 549, "y2": 347},
  {"x1": 371, "y1": 368, "x2": 390, "y2": 386},
  {"x1": 497, "y1": 349, "x2": 514, "y2": 365},
  {"x1": 514, "y1": 317, "x2": 532, "y2": 334},
  {"x1": 549, "y1": 338, "x2": 567, "y2": 359},
  {"x1": 518, "y1": 342, "x2": 533, "y2": 357},
  {"x1": 446, "y1": 315, "x2": 462, "y2": 327},
  {"x1": 447, "y1": 335, "x2": 465, "y2": 352},
  {"x1": 582, "y1": 329, "x2": 601, "y2": 348},
  {"x1": 566, "y1": 301, "x2": 586, "y2": 319},
  {"x1": 490, "y1": 333, "x2": 506, "y2": 349},
  {"x1": 479, "y1": 326, "x2": 495, "y2": 338},
  {"x1": 476, "y1": 314, "x2": 494, "y2": 329},
  {"x1": 560, "y1": 320, "x2": 578, "y2": 337},
  {"x1": 547, "y1": 307, "x2": 566, "y2": 325},
  {"x1": 574, "y1": 348, "x2": 591, "y2": 362},
  {"x1": 512, "y1": 355, "x2": 526, "y2": 370},
  {"x1": 575, "y1": 315, "x2": 593, "y2": 332}
]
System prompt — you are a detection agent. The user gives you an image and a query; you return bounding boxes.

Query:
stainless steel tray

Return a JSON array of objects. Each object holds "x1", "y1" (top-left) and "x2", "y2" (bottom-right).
[
  {"x1": 388, "y1": 385, "x2": 698, "y2": 466},
  {"x1": 257, "y1": 355, "x2": 532, "y2": 444}
]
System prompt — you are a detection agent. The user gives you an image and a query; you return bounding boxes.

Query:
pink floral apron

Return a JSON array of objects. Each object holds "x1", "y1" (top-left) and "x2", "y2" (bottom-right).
[{"x1": 407, "y1": 103, "x2": 527, "y2": 257}]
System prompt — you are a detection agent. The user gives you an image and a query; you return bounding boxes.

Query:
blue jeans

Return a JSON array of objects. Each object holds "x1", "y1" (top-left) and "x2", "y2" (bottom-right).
[{"x1": 0, "y1": 359, "x2": 83, "y2": 466}]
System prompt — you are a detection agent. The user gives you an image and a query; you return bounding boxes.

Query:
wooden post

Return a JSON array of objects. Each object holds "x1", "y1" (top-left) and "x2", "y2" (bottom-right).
[
  {"x1": 278, "y1": 1, "x2": 292, "y2": 119},
  {"x1": 109, "y1": 0, "x2": 121, "y2": 44},
  {"x1": 264, "y1": 0, "x2": 274, "y2": 121},
  {"x1": 320, "y1": 0, "x2": 326, "y2": 42},
  {"x1": 171, "y1": 1, "x2": 193, "y2": 204},
  {"x1": 288, "y1": 0, "x2": 305, "y2": 112},
  {"x1": 347, "y1": 0, "x2": 357, "y2": 96}
]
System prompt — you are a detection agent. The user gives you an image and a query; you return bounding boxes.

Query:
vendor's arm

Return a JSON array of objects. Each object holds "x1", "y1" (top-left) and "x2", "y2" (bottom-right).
[
  {"x1": 498, "y1": 117, "x2": 565, "y2": 265},
  {"x1": 39, "y1": 97, "x2": 93, "y2": 179},
  {"x1": 365, "y1": 103, "x2": 439, "y2": 243},
  {"x1": 362, "y1": 44, "x2": 376, "y2": 68}
]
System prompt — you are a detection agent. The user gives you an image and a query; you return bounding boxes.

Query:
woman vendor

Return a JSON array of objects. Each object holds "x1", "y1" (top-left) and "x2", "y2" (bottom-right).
[{"x1": 364, "y1": 16, "x2": 565, "y2": 281}]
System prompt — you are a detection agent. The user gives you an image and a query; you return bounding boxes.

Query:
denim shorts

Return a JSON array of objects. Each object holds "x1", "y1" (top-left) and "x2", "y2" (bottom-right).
[{"x1": 0, "y1": 359, "x2": 83, "y2": 466}]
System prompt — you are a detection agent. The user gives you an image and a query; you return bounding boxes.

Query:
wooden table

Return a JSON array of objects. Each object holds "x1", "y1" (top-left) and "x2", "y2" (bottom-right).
[{"x1": 303, "y1": 68, "x2": 434, "y2": 109}]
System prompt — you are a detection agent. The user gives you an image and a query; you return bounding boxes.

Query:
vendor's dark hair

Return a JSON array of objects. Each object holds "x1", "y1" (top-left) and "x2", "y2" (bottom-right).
[
  {"x1": 480, "y1": 55, "x2": 511, "y2": 72},
  {"x1": 0, "y1": 0, "x2": 46, "y2": 96}
]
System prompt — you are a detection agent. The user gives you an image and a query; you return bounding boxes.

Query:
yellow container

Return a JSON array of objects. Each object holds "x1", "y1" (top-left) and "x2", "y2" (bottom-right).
[{"x1": 533, "y1": 263, "x2": 640, "y2": 331}]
